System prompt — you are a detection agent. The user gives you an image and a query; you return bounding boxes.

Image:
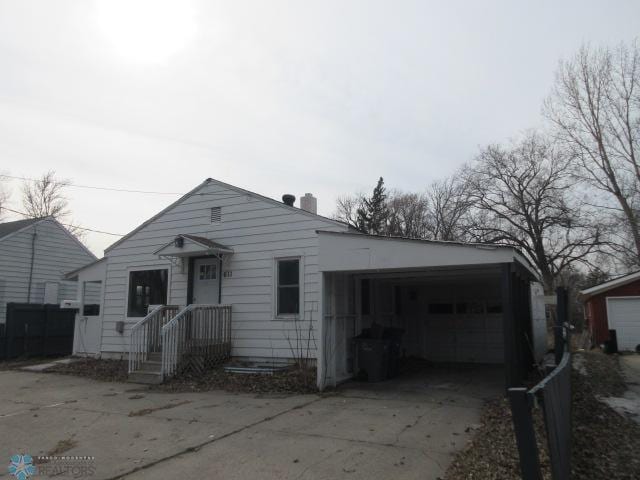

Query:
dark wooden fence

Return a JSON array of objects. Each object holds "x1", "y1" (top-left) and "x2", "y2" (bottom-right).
[
  {"x1": 1, "y1": 303, "x2": 76, "y2": 360},
  {"x1": 508, "y1": 287, "x2": 572, "y2": 480}
]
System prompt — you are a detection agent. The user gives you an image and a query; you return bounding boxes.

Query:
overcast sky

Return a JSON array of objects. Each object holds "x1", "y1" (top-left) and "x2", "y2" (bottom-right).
[{"x1": 0, "y1": 0, "x2": 638, "y2": 255}]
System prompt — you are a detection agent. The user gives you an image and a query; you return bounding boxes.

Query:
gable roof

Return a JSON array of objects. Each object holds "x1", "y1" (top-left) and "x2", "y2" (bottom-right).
[
  {"x1": 64, "y1": 257, "x2": 106, "y2": 280},
  {"x1": 580, "y1": 270, "x2": 640, "y2": 299},
  {"x1": 153, "y1": 234, "x2": 234, "y2": 257},
  {"x1": 0, "y1": 216, "x2": 96, "y2": 260},
  {"x1": 0, "y1": 217, "x2": 42, "y2": 240},
  {"x1": 105, "y1": 177, "x2": 353, "y2": 253}
]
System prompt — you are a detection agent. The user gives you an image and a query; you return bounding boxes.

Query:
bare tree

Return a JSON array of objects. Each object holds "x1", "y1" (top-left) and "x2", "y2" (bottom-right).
[
  {"x1": 425, "y1": 176, "x2": 473, "y2": 241},
  {"x1": 387, "y1": 191, "x2": 430, "y2": 238},
  {"x1": 334, "y1": 193, "x2": 365, "y2": 229},
  {"x1": 336, "y1": 178, "x2": 472, "y2": 241},
  {"x1": 0, "y1": 177, "x2": 8, "y2": 220},
  {"x1": 544, "y1": 41, "x2": 640, "y2": 266},
  {"x1": 466, "y1": 132, "x2": 602, "y2": 293},
  {"x1": 21, "y1": 171, "x2": 83, "y2": 237}
]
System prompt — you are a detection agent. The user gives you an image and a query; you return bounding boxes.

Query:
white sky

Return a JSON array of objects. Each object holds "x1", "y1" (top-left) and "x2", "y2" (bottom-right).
[{"x1": 0, "y1": 0, "x2": 638, "y2": 255}]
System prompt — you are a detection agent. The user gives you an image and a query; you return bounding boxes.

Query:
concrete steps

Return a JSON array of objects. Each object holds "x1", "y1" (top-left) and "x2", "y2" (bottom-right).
[{"x1": 128, "y1": 352, "x2": 163, "y2": 384}]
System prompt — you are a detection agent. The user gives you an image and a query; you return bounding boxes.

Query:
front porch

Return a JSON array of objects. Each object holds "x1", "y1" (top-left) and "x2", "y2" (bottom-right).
[
  {"x1": 126, "y1": 234, "x2": 235, "y2": 384},
  {"x1": 128, "y1": 304, "x2": 232, "y2": 384}
]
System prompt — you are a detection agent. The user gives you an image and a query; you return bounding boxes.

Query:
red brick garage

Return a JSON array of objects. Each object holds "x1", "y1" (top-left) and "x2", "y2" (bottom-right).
[{"x1": 581, "y1": 271, "x2": 640, "y2": 349}]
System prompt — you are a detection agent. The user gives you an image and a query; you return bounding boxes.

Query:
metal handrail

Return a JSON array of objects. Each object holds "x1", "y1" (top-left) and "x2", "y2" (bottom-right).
[{"x1": 128, "y1": 304, "x2": 180, "y2": 374}]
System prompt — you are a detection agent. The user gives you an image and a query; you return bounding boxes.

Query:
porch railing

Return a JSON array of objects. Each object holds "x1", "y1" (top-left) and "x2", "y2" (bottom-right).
[
  {"x1": 128, "y1": 305, "x2": 180, "y2": 374},
  {"x1": 161, "y1": 304, "x2": 232, "y2": 379}
]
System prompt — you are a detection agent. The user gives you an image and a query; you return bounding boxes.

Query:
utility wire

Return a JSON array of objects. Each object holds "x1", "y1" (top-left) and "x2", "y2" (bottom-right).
[
  {"x1": 0, "y1": 174, "x2": 182, "y2": 195},
  {"x1": 0, "y1": 174, "x2": 244, "y2": 198},
  {"x1": 0, "y1": 206, "x2": 124, "y2": 237}
]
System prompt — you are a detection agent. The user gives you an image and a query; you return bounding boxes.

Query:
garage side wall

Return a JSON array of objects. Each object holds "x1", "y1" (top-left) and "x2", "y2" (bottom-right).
[{"x1": 586, "y1": 280, "x2": 640, "y2": 345}]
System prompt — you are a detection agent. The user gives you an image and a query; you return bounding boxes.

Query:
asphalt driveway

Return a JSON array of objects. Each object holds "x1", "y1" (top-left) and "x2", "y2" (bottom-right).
[{"x1": 0, "y1": 365, "x2": 501, "y2": 479}]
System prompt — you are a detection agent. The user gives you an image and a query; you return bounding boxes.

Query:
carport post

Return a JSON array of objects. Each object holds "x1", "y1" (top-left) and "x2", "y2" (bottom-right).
[
  {"x1": 502, "y1": 263, "x2": 518, "y2": 390},
  {"x1": 317, "y1": 272, "x2": 326, "y2": 391}
]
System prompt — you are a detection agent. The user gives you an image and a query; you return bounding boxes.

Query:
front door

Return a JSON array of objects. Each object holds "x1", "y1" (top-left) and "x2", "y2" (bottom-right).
[{"x1": 192, "y1": 258, "x2": 220, "y2": 304}]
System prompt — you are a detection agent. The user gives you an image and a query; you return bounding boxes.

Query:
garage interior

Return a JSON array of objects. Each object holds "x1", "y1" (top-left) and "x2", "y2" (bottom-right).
[
  {"x1": 317, "y1": 231, "x2": 543, "y2": 391},
  {"x1": 323, "y1": 266, "x2": 505, "y2": 382}
]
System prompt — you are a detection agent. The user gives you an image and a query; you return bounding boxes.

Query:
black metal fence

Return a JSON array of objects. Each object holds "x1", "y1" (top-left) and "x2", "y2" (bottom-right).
[
  {"x1": 508, "y1": 287, "x2": 572, "y2": 480},
  {"x1": 1, "y1": 303, "x2": 76, "y2": 360}
]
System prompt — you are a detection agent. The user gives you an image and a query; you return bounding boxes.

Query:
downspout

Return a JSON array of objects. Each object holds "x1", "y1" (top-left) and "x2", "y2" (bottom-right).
[
  {"x1": 218, "y1": 254, "x2": 223, "y2": 304},
  {"x1": 26, "y1": 227, "x2": 37, "y2": 303}
]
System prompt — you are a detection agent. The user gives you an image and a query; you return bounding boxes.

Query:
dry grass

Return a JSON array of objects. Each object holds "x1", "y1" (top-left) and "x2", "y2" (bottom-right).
[
  {"x1": 45, "y1": 358, "x2": 129, "y2": 382},
  {"x1": 42, "y1": 357, "x2": 318, "y2": 395},
  {"x1": 155, "y1": 366, "x2": 318, "y2": 395},
  {"x1": 445, "y1": 350, "x2": 640, "y2": 480}
]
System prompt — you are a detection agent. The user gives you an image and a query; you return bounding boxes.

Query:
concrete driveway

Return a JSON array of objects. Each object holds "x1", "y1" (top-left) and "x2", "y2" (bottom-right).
[{"x1": 0, "y1": 365, "x2": 501, "y2": 480}]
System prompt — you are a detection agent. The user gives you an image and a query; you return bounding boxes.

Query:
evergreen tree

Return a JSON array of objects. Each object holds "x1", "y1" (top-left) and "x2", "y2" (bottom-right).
[{"x1": 357, "y1": 177, "x2": 389, "y2": 234}]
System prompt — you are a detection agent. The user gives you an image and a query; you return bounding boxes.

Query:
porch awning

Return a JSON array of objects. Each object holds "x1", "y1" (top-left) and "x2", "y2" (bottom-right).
[{"x1": 153, "y1": 234, "x2": 233, "y2": 258}]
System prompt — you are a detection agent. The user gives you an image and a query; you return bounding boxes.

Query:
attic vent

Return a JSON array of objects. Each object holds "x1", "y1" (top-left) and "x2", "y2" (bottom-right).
[{"x1": 210, "y1": 207, "x2": 222, "y2": 223}]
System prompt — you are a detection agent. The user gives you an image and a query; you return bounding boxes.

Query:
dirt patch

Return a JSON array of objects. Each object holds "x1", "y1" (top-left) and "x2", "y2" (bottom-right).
[
  {"x1": 575, "y1": 350, "x2": 626, "y2": 397},
  {"x1": 445, "y1": 398, "x2": 551, "y2": 480},
  {"x1": 153, "y1": 367, "x2": 318, "y2": 395},
  {"x1": 444, "y1": 350, "x2": 640, "y2": 480},
  {"x1": 445, "y1": 352, "x2": 640, "y2": 480},
  {"x1": 45, "y1": 358, "x2": 128, "y2": 382},
  {"x1": 47, "y1": 437, "x2": 78, "y2": 456},
  {"x1": 128, "y1": 400, "x2": 191, "y2": 417},
  {"x1": 41, "y1": 358, "x2": 317, "y2": 394},
  {"x1": 571, "y1": 352, "x2": 640, "y2": 479}
]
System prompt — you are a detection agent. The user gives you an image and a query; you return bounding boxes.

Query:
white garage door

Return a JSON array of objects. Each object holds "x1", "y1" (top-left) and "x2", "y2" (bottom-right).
[
  {"x1": 608, "y1": 297, "x2": 640, "y2": 351},
  {"x1": 424, "y1": 313, "x2": 504, "y2": 364}
]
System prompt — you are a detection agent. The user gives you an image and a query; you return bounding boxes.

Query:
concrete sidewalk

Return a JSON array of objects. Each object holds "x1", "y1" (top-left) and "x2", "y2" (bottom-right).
[{"x1": 0, "y1": 367, "x2": 500, "y2": 479}]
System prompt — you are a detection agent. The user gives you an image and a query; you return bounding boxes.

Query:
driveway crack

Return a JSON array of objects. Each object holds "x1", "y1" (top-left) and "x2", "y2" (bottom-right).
[{"x1": 103, "y1": 396, "x2": 325, "y2": 480}]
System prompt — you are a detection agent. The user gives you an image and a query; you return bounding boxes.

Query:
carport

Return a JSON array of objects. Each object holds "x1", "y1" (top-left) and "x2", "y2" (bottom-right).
[{"x1": 316, "y1": 231, "x2": 544, "y2": 391}]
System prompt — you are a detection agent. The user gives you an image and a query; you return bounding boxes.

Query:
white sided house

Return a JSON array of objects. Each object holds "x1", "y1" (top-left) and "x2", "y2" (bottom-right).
[
  {"x1": 0, "y1": 217, "x2": 96, "y2": 324},
  {"x1": 70, "y1": 178, "x2": 545, "y2": 390}
]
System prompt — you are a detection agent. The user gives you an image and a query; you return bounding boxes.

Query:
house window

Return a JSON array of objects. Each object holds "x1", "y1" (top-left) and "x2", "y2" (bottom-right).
[
  {"x1": 199, "y1": 264, "x2": 217, "y2": 280},
  {"x1": 82, "y1": 280, "x2": 102, "y2": 316},
  {"x1": 127, "y1": 269, "x2": 168, "y2": 317},
  {"x1": 277, "y1": 258, "x2": 300, "y2": 316},
  {"x1": 210, "y1": 207, "x2": 222, "y2": 223}
]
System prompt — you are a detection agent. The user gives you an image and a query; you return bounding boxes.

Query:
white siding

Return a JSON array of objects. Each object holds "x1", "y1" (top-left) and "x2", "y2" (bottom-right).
[
  {"x1": 100, "y1": 180, "x2": 348, "y2": 360},
  {"x1": 0, "y1": 219, "x2": 95, "y2": 323}
]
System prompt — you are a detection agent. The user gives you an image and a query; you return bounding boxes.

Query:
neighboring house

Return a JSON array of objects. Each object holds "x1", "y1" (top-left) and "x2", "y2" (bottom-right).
[
  {"x1": 581, "y1": 271, "x2": 640, "y2": 351},
  {"x1": 0, "y1": 217, "x2": 97, "y2": 324},
  {"x1": 68, "y1": 177, "x2": 545, "y2": 389}
]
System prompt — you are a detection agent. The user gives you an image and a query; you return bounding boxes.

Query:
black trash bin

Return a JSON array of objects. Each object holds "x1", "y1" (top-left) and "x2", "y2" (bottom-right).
[
  {"x1": 354, "y1": 337, "x2": 389, "y2": 382},
  {"x1": 383, "y1": 327, "x2": 404, "y2": 378},
  {"x1": 353, "y1": 325, "x2": 404, "y2": 382}
]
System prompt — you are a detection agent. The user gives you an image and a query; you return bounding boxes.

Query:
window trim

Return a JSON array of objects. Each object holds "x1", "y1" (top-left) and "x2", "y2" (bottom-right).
[
  {"x1": 124, "y1": 264, "x2": 172, "y2": 319},
  {"x1": 273, "y1": 256, "x2": 304, "y2": 319}
]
